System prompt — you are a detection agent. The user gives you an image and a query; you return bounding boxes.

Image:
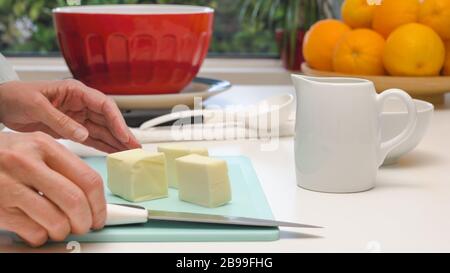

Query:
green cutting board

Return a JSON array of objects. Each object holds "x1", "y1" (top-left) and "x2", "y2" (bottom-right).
[{"x1": 67, "y1": 156, "x2": 279, "y2": 242}]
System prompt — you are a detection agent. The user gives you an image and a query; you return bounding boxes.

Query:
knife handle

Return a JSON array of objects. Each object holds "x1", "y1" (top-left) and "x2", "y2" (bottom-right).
[{"x1": 105, "y1": 204, "x2": 148, "y2": 226}]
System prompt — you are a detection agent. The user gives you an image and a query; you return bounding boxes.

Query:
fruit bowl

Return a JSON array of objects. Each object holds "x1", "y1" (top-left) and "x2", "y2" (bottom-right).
[
  {"x1": 53, "y1": 5, "x2": 214, "y2": 95},
  {"x1": 301, "y1": 63, "x2": 450, "y2": 98}
]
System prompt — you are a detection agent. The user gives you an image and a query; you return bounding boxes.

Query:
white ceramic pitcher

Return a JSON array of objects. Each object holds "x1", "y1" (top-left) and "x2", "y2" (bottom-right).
[{"x1": 291, "y1": 75, "x2": 417, "y2": 193}]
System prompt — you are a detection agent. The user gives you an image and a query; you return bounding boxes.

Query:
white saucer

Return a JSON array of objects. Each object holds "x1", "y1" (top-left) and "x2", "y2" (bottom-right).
[{"x1": 109, "y1": 77, "x2": 231, "y2": 110}]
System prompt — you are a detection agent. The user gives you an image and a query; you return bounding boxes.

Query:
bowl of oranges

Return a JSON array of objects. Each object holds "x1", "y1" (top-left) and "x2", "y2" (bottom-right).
[{"x1": 300, "y1": 0, "x2": 450, "y2": 98}]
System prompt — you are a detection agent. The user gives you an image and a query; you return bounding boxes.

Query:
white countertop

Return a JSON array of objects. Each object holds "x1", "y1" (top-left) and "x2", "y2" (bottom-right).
[{"x1": 2, "y1": 85, "x2": 450, "y2": 253}]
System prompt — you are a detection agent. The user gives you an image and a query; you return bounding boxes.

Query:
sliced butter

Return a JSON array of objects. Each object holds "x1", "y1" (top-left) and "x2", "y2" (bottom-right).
[
  {"x1": 175, "y1": 154, "x2": 231, "y2": 208},
  {"x1": 107, "y1": 149, "x2": 168, "y2": 202},
  {"x1": 157, "y1": 144, "x2": 209, "y2": 188}
]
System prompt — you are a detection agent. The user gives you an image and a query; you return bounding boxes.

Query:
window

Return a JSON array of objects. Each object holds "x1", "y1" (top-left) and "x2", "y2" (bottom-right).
[{"x1": 0, "y1": 0, "x2": 283, "y2": 58}]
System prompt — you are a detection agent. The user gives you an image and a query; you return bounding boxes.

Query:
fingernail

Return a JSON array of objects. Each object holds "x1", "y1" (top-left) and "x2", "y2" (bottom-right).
[{"x1": 74, "y1": 128, "x2": 89, "y2": 142}]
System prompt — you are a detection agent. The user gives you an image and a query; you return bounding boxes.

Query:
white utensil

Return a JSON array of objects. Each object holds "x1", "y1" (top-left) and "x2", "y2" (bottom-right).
[{"x1": 139, "y1": 93, "x2": 295, "y2": 130}]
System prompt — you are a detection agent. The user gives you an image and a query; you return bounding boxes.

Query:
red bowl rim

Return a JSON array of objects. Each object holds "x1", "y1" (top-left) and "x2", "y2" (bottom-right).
[{"x1": 52, "y1": 4, "x2": 214, "y2": 15}]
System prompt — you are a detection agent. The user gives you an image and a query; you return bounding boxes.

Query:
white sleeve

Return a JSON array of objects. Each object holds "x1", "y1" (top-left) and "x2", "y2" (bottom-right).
[
  {"x1": 0, "y1": 52, "x2": 19, "y2": 84},
  {"x1": 0, "y1": 52, "x2": 19, "y2": 130}
]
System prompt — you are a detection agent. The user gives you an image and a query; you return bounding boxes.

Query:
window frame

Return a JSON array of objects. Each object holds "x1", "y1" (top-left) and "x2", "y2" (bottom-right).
[{"x1": 8, "y1": 56, "x2": 292, "y2": 85}]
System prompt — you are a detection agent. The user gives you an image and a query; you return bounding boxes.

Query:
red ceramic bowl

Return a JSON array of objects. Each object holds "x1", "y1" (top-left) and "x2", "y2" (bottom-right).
[{"x1": 53, "y1": 5, "x2": 214, "y2": 95}]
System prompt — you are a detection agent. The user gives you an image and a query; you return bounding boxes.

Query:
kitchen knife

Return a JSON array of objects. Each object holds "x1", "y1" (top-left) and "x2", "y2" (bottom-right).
[{"x1": 106, "y1": 204, "x2": 322, "y2": 229}]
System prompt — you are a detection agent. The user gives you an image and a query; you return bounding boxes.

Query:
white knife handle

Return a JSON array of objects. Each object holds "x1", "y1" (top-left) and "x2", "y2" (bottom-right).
[{"x1": 105, "y1": 204, "x2": 148, "y2": 226}]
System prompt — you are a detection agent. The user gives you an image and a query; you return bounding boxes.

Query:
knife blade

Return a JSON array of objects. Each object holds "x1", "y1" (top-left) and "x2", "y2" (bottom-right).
[{"x1": 106, "y1": 204, "x2": 322, "y2": 229}]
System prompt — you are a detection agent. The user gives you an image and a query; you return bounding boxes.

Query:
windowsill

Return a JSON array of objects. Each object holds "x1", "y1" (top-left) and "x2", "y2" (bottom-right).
[{"x1": 8, "y1": 57, "x2": 292, "y2": 85}]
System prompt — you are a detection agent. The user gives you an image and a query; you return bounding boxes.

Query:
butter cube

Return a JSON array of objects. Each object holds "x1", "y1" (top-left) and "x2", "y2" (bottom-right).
[
  {"x1": 175, "y1": 154, "x2": 231, "y2": 208},
  {"x1": 107, "y1": 149, "x2": 168, "y2": 202},
  {"x1": 157, "y1": 144, "x2": 209, "y2": 188}
]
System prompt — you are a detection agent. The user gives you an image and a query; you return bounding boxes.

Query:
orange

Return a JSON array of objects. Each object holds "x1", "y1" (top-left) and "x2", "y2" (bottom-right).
[
  {"x1": 341, "y1": 0, "x2": 376, "y2": 28},
  {"x1": 303, "y1": 19, "x2": 351, "y2": 71},
  {"x1": 419, "y1": 0, "x2": 450, "y2": 40},
  {"x1": 333, "y1": 29, "x2": 386, "y2": 75},
  {"x1": 444, "y1": 41, "x2": 450, "y2": 75},
  {"x1": 372, "y1": 0, "x2": 420, "y2": 38},
  {"x1": 383, "y1": 23, "x2": 445, "y2": 76}
]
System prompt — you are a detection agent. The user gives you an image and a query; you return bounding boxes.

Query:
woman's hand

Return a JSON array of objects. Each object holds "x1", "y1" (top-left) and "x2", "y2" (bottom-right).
[
  {"x1": 0, "y1": 79, "x2": 141, "y2": 153},
  {"x1": 0, "y1": 132, "x2": 106, "y2": 247}
]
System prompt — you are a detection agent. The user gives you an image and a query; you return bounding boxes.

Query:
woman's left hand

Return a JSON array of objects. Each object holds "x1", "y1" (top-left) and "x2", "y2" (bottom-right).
[{"x1": 0, "y1": 79, "x2": 141, "y2": 153}]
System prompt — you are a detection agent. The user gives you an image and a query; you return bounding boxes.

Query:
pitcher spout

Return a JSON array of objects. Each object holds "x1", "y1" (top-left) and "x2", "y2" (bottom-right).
[
  {"x1": 291, "y1": 74, "x2": 372, "y2": 86},
  {"x1": 291, "y1": 74, "x2": 315, "y2": 96},
  {"x1": 291, "y1": 74, "x2": 314, "y2": 85}
]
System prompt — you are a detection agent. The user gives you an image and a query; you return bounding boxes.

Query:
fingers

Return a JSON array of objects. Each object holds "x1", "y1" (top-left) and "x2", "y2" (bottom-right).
[
  {"x1": 6, "y1": 184, "x2": 71, "y2": 241},
  {"x1": 83, "y1": 137, "x2": 121, "y2": 154},
  {"x1": 46, "y1": 79, "x2": 139, "y2": 148},
  {"x1": 88, "y1": 111, "x2": 141, "y2": 150},
  {"x1": 81, "y1": 87, "x2": 129, "y2": 141},
  {"x1": 5, "y1": 123, "x2": 61, "y2": 139},
  {"x1": 0, "y1": 208, "x2": 48, "y2": 247},
  {"x1": 33, "y1": 96, "x2": 89, "y2": 143},
  {"x1": 81, "y1": 86, "x2": 141, "y2": 148},
  {"x1": 11, "y1": 121, "x2": 125, "y2": 154},
  {"x1": 100, "y1": 98, "x2": 132, "y2": 143},
  {"x1": 13, "y1": 116, "x2": 127, "y2": 154},
  {"x1": 37, "y1": 137, "x2": 107, "y2": 230},
  {"x1": 13, "y1": 160, "x2": 92, "y2": 235},
  {"x1": 67, "y1": 111, "x2": 126, "y2": 152},
  {"x1": 87, "y1": 111, "x2": 108, "y2": 126},
  {"x1": 83, "y1": 121, "x2": 128, "y2": 151},
  {"x1": 65, "y1": 110, "x2": 128, "y2": 152},
  {"x1": 124, "y1": 127, "x2": 142, "y2": 149}
]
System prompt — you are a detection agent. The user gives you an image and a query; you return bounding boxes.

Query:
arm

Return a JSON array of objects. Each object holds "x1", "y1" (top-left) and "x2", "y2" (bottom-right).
[
  {"x1": 0, "y1": 53, "x2": 19, "y2": 131},
  {"x1": 0, "y1": 54, "x2": 141, "y2": 246},
  {"x1": 0, "y1": 53, "x2": 140, "y2": 153}
]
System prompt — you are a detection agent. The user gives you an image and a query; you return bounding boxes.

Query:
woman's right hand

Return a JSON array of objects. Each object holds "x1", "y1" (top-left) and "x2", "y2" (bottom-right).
[{"x1": 0, "y1": 131, "x2": 106, "y2": 247}]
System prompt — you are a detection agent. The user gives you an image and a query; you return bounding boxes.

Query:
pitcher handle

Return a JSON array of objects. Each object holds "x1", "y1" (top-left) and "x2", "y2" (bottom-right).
[{"x1": 376, "y1": 89, "x2": 417, "y2": 167}]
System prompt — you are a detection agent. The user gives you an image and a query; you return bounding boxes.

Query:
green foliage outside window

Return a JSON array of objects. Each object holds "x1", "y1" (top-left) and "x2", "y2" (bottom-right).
[{"x1": 0, "y1": 0, "x2": 281, "y2": 57}]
